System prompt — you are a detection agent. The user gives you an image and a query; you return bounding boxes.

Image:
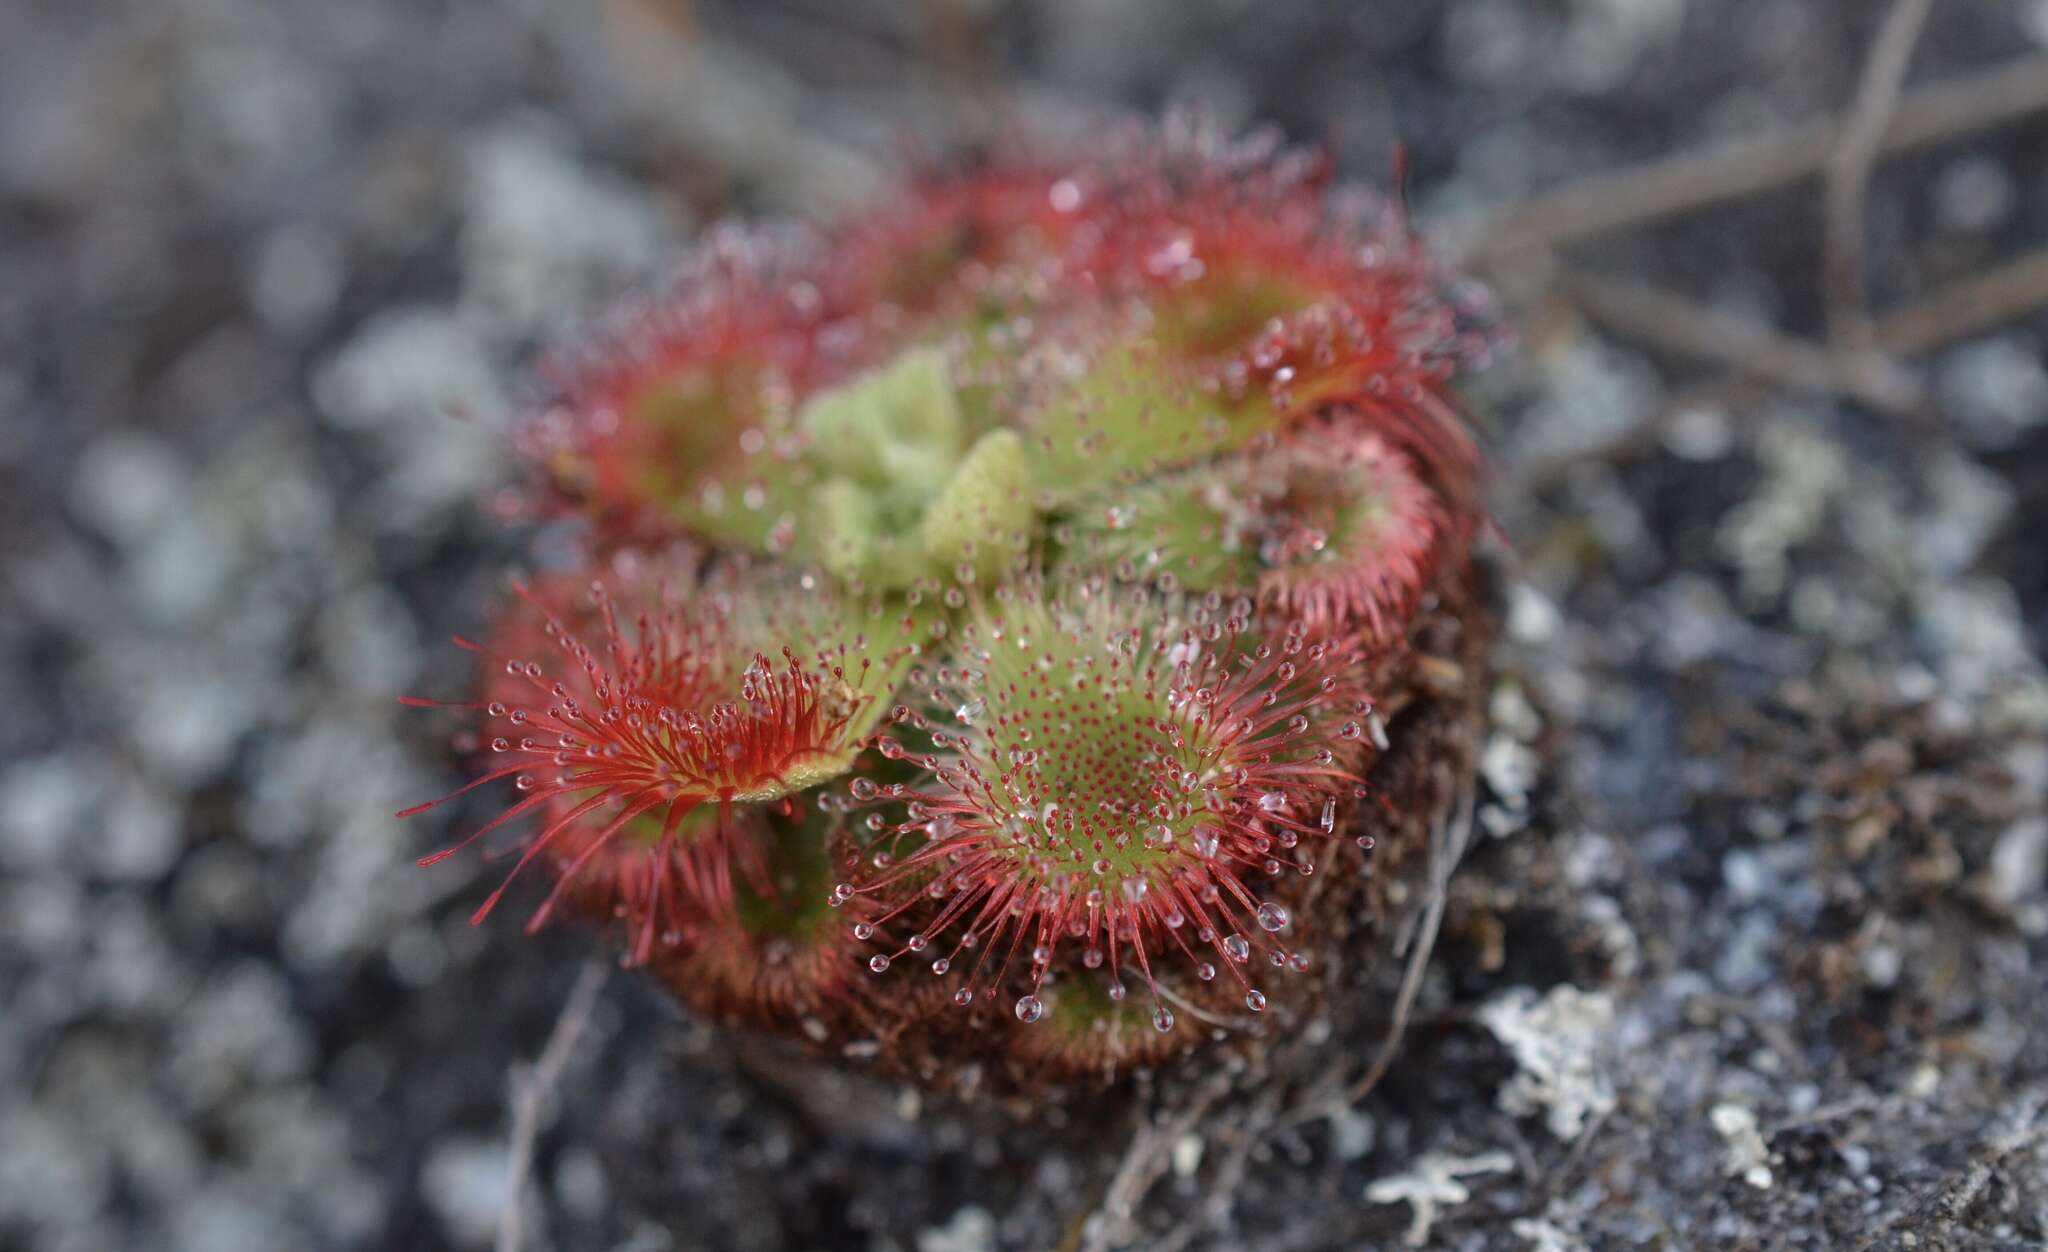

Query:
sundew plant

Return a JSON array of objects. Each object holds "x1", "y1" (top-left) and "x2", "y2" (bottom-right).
[{"x1": 406, "y1": 116, "x2": 1494, "y2": 1091}]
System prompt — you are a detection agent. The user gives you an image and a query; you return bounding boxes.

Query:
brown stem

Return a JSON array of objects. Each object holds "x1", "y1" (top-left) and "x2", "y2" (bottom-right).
[
  {"x1": 1824, "y1": 0, "x2": 1935, "y2": 349},
  {"x1": 1875, "y1": 245, "x2": 2048, "y2": 356},
  {"x1": 1472, "y1": 52, "x2": 2048, "y2": 263},
  {"x1": 496, "y1": 960, "x2": 608, "y2": 1252},
  {"x1": 1562, "y1": 271, "x2": 1925, "y2": 417}
]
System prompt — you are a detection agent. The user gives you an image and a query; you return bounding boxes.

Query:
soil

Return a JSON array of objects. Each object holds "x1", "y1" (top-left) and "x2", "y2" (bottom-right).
[{"x1": 2, "y1": 1, "x2": 2044, "y2": 1249}]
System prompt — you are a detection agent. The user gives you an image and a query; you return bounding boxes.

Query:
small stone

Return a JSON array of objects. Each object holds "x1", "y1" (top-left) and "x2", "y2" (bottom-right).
[
  {"x1": 94, "y1": 775, "x2": 183, "y2": 881},
  {"x1": 1987, "y1": 817, "x2": 2047, "y2": 908},
  {"x1": 1709, "y1": 1103, "x2": 1774, "y2": 1189},
  {"x1": 421, "y1": 1138, "x2": 513, "y2": 1248},
  {"x1": 312, "y1": 306, "x2": 506, "y2": 434},
  {"x1": 0, "y1": 750, "x2": 107, "y2": 870},
  {"x1": 248, "y1": 223, "x2": 345, "y2": 331},
  {"x1": 1932, "y1": 155, "x2": 2016, "y2": 234},
  {"x1": 554, "y1": 1147, "x2": 610, "y2": 1221},
  {"x1": 70, "y1": 432, "x2": 188, "y2": 545},
  {"x1": 1939, "y1": 336, "x2": 2048, "y2": 449},
  {"x1": 459, "y1": 122, "x2": 666, "y2": 337},
  {"x1": 917, "y1": 1204, "x2": 997, "y2": 1252}
]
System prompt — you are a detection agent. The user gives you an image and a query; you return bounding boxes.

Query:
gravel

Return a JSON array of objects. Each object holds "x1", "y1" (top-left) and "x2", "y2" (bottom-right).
[{"x1": 2, "y1": 1, "x2": 2044, "y2": 1249}]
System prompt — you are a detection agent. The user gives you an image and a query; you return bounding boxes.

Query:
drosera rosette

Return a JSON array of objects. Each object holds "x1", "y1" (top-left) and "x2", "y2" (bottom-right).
[
  {"x1": 405, "y1": 111, "x2": 1499, "y2": 1097},
  {"x1": 837, "y1": 574, "x2": 1377, "y2": 1033}
]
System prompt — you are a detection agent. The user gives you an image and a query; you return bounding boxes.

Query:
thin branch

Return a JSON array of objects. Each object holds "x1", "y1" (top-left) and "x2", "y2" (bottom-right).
[
  {"x1": 1150, "y1": 1087, "x2": 1285, "y2": 1252},
  {"x1": 1562, "y1": 271, "x2": 1925, "y2": 417},
  {"x1": 1470, "y1": 52, "x2": 2048, "y2": 263},
  {"x1": 1824, "y1": 0, "x2": 1935, "y2": 348},
  {"x1": 1344, "y1": 773, "x2": 1476, "y2": 1105},
  {"x1": 1849, "y1": 1083, "x2": 2048, "y2": 1251},
  {"x1": 1516, "y1": 239, "x2": 2048, "y2": 496},
  {"x1": 497, "y1": 959, "x2": 609, "y2": 1252},
  {"x1": 1876, "y1": 245, "x2": 2048, "y2": 355},
  {"x1": 1078, "y1": 1070, "x2": 1234, "y2": 1252},
  {"x1": 1511, "y1": 375, "x2": 1769, "y2": 496}
]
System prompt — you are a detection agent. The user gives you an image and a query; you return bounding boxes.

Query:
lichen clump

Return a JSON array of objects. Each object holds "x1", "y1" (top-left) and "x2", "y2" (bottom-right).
[{"x1": 408, "y1": 118, "x2": 1493, "y2": 1092}]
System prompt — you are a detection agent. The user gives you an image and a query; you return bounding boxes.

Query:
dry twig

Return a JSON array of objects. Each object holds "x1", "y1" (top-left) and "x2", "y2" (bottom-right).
[
  {"x1": 1470, "y1": 52, "x2": 2048, "y2": 264},
  {"x1": 1823, "y1": 0, "x2": 1935, "y2": 348},
  {"x1": 1151, "y1": 1087, "x2": 1287, "y2": 1252},
  {"x1": 1562, "y1": 271, "x2": 1925, "y2": 416},
  {"x1": 1517, "y1": 234, "x2": 2048, "y2": 493},
  {"x1": 1849, "y1": 1082, "x2": 2048, "y2": 1251},
  {"x1": 497, "y1": 960, "x2": 609, "y2": 1252},
  {"x1": 1344, "y1": 772, "x2": 1478, "y2": 1105},
  {"x1": 1876, "y1": 245, "x2": 2048, "y2": 355},
  {"x1": 1076, "y1": 1069, "x2": 1235, "y2": 1252}
]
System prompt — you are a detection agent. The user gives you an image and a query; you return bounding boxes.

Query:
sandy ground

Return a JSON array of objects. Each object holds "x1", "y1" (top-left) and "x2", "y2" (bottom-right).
[{"x1": 2, "y1": 1, "x2": 2045, "y2": 1248}]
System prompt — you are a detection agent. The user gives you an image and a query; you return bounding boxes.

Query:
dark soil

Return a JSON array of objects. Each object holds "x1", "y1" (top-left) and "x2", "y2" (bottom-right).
[{"x1": 2, "y1": 1, "x2": 2044, "y2": 1249}]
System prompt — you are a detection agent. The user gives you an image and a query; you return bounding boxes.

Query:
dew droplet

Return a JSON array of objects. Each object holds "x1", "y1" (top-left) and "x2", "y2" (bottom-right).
[
  {"x1": 1223, "y1": 934, "x2": 1251, "y2": 963},
  {"x1": 1014, "y1": 995, "x2": 1043, "y2": 1023},
  {"x1": 1256, "y1": 902, "x2": 1290, "y2": 932},
  {"x1": 1152, "y1": 1006, "x2": 1176, "y2": 1033},
  {"x1": 1245, "y1": 989, "x2": 1267, "y2": 1012},
  {"x1": 868, "y1": 954, "x2": 891, "y2": 973},
  {"x1": 952, "y1": 988, "x2": 973, "y2": 1006}
]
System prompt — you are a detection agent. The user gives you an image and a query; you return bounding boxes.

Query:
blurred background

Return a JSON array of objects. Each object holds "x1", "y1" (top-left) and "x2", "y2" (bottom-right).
[{"x1": 2, "y1": 1, "x2": 2045, "y2": 1249}]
